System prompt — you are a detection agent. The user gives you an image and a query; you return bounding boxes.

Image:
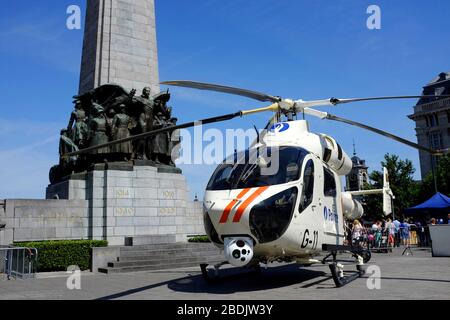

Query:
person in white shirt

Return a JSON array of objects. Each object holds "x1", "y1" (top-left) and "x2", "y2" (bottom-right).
[
  {"x1": 352, "y1": 220, "x2": 364, "y2": 246},
  {"x1": 393, "y1": 219, "x2": 401, "y2": 247},
  {"x1": 385, "y1": 218, "x2": 395, "y2": 248}
]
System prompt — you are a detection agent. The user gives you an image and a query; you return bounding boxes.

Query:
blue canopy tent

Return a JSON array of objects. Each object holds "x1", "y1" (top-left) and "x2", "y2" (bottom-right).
[{"x1": 404, "y1": 192, "x2": 450, "y2": 216}]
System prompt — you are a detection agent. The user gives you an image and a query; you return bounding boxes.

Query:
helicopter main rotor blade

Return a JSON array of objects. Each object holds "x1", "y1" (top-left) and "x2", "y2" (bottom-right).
[
  {"x1": 297, "y1": 95, "x2": 450, "y2": 108},
  {"x1": 302, "y1": 107, "x2": 446, "y2": 156},
  {"x1": 161, "y1": 80, "x2": 281, "y2": 103},
  {"x1": 162, "y1": 80, "x2": 450, "y2": 110},
  {"x1": 63, "y1": 103, "x2": 280, "y2": 158}
]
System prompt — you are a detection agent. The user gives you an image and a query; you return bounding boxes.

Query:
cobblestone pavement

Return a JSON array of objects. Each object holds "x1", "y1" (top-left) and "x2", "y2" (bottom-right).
[{"x1": 0, "y1": 247, "x2": 449, "y2": 300}]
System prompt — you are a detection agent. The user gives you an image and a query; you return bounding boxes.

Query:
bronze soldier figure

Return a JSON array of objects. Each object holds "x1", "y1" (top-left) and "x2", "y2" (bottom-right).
[
  {"x1": 87, "y1": 103, "x2": 109, "y2": 162},
  {"x1": 151, "y1": 91, "x2": 176, "y2": 165},
  {"x1": 106, "y1": 108, "x2": 116, "y2": 131},
  {"x1": 51, "y1": 84, "x2": 181, "y2": 183},
  {"x1": 111, "y1": 104, "x2": 133, "y2": 161},
  {"x1": 134, "y1": 87, "x2": 155, "y2": 160},
  {"x1": 67, "y1": 100, "x2": 89, "y2": 148},
  {"x1": 151, "y1": 111, "x2": 169, "y2": 164}
]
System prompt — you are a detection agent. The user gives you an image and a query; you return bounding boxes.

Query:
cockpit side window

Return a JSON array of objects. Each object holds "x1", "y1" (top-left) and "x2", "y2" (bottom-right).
[
  {"x1": 299, "y1": 159, "x2": 314, "y2": 213},
  {"x1": 323, "y1": 167, "x2": 337, "y2": 197}
]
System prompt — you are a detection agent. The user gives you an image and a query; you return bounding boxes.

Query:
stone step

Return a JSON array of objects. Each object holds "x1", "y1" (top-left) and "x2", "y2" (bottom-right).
[
  {"x1": 119, "y1": 242, "x2": 216, "y2": 252},
  {"x1": 120, "y1": 246, "x2": 217, "y2": 254},
  {"x1": 118, "y1": 250, "x2": 222, "y2": 261},
  {"x1": 109, "y1": 255, "x2": 224, "y2": 268},
  {"x1": 99, "y1": 258, "x2": 224, "y2": 274},
  {"x1": 124, "y1": 235, "x2": 177, "y2": 246},
  {"x1": 98, "y1": 242, "x2": 222, "y2": 274},
  {"x1": 119, "y1": 247, "x2": 221, "y2": 258}
]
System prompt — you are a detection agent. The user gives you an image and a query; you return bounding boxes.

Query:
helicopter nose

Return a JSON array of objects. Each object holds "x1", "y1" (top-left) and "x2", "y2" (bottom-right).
[{"x1": 224, "y1": 237, "x2": 254, "y2": 267}]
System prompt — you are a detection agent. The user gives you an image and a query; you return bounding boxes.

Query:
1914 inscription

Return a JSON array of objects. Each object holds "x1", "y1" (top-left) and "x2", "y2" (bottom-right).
[{"x1": 116, "y1": 188, "x2": 131, "y2": 198}]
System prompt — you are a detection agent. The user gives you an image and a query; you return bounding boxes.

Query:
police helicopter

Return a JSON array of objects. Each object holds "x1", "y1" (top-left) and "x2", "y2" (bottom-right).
[{"x1": 64, "y1": 80, "x2": 449, "y2": 287}]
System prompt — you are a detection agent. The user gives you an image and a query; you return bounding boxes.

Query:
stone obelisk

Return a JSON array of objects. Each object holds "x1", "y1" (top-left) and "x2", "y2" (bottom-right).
[{"x1": 78, "y1": 0, "x2": 160, "y2": 95}]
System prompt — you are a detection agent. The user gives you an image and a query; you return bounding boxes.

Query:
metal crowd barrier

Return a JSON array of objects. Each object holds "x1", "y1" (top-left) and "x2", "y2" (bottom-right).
[{"x1": 0, "y1": 247, "x2": 38, "y2": 280}]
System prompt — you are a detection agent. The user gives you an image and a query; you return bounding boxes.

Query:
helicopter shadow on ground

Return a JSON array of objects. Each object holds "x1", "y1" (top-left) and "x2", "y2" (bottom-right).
[
  {"x1": 95, "y1": 264, "x2": 331, "y2": 300},
  {"x1": 167, "y1": 264, "x2": 329, "y2": 295}
]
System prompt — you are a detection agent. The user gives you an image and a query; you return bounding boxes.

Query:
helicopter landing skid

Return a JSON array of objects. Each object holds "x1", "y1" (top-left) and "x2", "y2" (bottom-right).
[
  {"x1": 322, "y1": 244, "x2": 366, "y2": 288},
  {"x1": 200, "y1": 262, "x2": 261, "y2": 283}
]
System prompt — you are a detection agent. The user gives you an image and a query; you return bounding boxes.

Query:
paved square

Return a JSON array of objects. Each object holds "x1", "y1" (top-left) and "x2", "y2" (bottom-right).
[{"x1": 0, "y1": 247, "x2": 449, "y2": 300}]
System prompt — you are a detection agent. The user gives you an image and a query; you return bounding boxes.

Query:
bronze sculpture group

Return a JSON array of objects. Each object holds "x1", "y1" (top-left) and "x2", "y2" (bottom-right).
[{"x1": 50, "y1": 84, "x2": 180, "y2": 184}]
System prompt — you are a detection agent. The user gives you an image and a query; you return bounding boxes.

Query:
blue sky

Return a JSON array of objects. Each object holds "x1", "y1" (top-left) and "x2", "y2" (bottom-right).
[{"x1": 0, "y1": 0, "x2": 449, "y2": 199}]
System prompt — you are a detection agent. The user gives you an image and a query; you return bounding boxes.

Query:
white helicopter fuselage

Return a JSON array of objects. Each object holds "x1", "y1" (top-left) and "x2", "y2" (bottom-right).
[{"x1": 203, "y1": 120, "x2": 360, "y2": 266}]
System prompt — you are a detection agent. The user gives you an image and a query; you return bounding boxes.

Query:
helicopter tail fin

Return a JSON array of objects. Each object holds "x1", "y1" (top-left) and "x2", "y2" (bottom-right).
[
  {"x1": 382, "y1": 167, "x2": 394, "y2": 216},
  {"x1": 346, "y1": 167, "x2": 394, "y2": 217}
]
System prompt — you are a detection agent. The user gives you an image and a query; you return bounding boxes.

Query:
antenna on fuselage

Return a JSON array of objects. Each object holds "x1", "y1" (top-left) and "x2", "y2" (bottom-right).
[{"x1": 254, "y1": 125, "x2": 260, "y2": 159}]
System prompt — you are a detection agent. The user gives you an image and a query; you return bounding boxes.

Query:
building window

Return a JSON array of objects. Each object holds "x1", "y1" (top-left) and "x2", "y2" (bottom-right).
[
  {"x1": 361, "y1": 172, "x2": 368, "y2": 185},
  {"x1": 429, "y1": 131, "x2": 443, "y2": 150},
  {"x1": 435, "y1": 87, "x2": 445, "y2": 96},
  {"x1": 430, "y1": 114, "x2": 436, "y2": 127}
]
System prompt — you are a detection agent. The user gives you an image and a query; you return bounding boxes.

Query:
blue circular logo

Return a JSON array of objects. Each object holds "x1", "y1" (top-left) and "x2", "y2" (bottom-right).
[{"x1": 269, "y1": 122, "x2": 290, "y2": 133}]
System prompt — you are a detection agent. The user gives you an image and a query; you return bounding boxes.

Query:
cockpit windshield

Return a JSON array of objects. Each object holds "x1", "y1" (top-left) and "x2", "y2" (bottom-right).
[{"x1": 206, "y1": 146, "x2": 309, "y2": 190}]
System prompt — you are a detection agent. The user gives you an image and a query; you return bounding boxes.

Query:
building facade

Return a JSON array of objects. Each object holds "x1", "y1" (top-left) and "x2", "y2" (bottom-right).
[
  {"x1": 345, "y1": 148, "x2": 369, "y2": 192},
  {"x1": 408, "y1": 72, "x2": 450, "y2": 179}
]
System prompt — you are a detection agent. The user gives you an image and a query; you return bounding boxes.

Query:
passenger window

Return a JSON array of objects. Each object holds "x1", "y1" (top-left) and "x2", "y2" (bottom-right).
[
  {"x1": 299, "y1": 160, "x2": 314, "y2": 213},
  {"x1": 324, "y1": 167, "x2": 336, "y2": 197}
]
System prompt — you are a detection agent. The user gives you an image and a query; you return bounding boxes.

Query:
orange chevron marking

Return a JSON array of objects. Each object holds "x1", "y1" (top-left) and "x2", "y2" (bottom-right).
[
  {"x1": 219, "y1": 188, "x2": 251, "y2": 223},
  {"x1": 232, "y1": 186, "x2": 269, "y2": 223}
]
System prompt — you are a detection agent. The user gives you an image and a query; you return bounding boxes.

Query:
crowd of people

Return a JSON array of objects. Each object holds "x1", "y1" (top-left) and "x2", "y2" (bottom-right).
[{"x1": 346, "y1": 214, "x2": 450, "y2": 250}]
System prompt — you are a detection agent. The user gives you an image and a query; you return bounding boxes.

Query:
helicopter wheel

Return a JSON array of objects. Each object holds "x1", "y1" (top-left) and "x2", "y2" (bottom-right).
[
  {"x1": 200, "y1": 262, "x2": 261, "y2": 283},
  {"x1": 251, "y1": 263, "x2": 262, "y2": 274},
  {"x1": 361, "y1": 249, "x2": 371, "y2": 264},
  {"x1": 350, "y1": 248, "x2": 371, "y2": 264}
]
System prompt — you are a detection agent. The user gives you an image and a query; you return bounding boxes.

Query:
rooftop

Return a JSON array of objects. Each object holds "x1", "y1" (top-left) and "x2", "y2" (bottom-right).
[{"x1": 416, "y1": 72, "x2": 450, "y2": 106}]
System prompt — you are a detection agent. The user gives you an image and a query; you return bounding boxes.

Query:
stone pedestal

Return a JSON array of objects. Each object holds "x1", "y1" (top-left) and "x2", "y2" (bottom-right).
[{"x1": 45, "y1": 165, "x2": 204, "y2": 246}]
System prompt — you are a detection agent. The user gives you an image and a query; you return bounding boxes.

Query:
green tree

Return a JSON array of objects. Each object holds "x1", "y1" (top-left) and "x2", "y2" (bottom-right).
[
  {"x1": 420, "y1": 154, "x2": 450, "y2": 200},
  {"x1": 362, "y1": 153, "x2": 419, "y2": 221}
]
